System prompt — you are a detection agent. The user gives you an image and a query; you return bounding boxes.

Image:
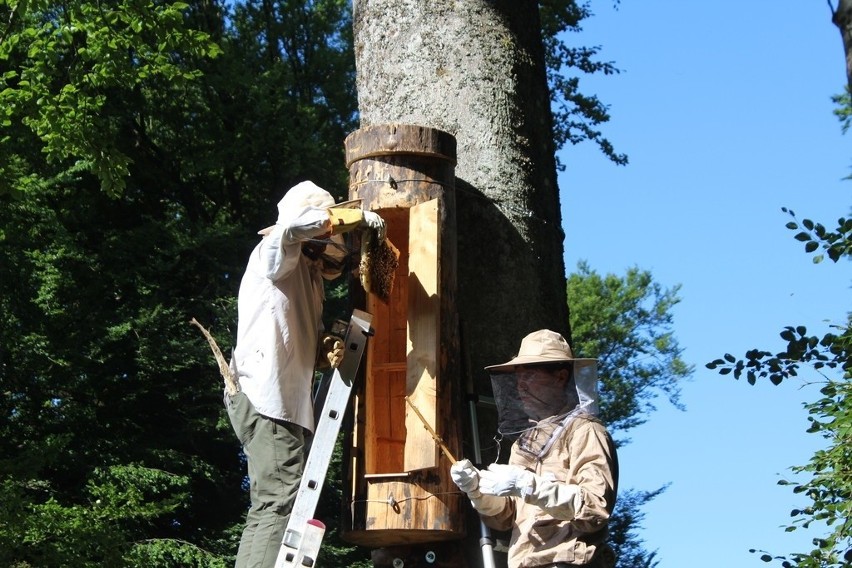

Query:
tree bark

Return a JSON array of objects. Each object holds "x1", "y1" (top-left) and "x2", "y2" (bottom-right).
[
  {"x1": 832, "y1": 0, "x2": 852, "y2": 90},
  {"x1": 352, "y1": 0, "x2": 570, "y2": 394}
]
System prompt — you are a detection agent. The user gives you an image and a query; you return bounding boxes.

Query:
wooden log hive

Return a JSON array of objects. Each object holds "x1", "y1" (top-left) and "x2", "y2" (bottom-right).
[{"x1": 342, "y1": 124, "x2": 465, "y2": 548}]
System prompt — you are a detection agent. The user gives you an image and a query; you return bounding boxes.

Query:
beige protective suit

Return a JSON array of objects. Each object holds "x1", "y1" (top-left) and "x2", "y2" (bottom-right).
[{"x1": 475, "y1": 415, "x2": 618, "y2": 567}]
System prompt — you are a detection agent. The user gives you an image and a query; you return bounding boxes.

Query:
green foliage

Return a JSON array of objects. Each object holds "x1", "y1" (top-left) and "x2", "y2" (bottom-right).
[
  {"x1": 314, "y1": 436, "x2": 372, "y2": 567},
  {"x1": 124, "y1": 539, "x2": 230, "y2": 568},
  {"x1": 0, "y1": 0, "x2": 222, "y2": 196},
  {"x1": 0, "y1": 1, "x2": 662, "y2": 566},
  {"x1": 782, "y1": 207, "x2": 852, "y2": 265},
  {"x1": 706, "y1": 325, "x2": 848, "y2": 386},
  {"x1": 568, "y1": 260, "x2": 692, "y2": 433},
  {"x1": 0, "y1": 463, "x2": 230, "y2": 567},
  {"x1": 215, "y1": 0, "x2": 356, "y2": 218},
  {"x1": 707, "y1": 210, "x2": 852, "y2": 566},
  {"x1": 539, "y1": 0, "x2": 628, "y2": 167},
  {"x1": 0, "y1": 0, "x2": 357, "y2": 565},
  {"x1": 567, "y1": 262, "x2": 689, "y2": 567},
  {"x1": 831, "y1": 88, "x2": 852, "y2": 133},
  {"x1": 0, "y1": 175, "x2": 245, "y2": 567},
  {"x1": 607, "y1": 487, "x2": 665, "y2": 568},
  {"x1": 777, "y1": 375, "x2": 852, "y2": 568}
]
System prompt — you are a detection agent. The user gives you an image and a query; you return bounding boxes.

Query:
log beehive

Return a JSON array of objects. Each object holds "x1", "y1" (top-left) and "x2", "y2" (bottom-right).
[{"x1": 342, "y1": 124, "x2": 465, "y2": 547}]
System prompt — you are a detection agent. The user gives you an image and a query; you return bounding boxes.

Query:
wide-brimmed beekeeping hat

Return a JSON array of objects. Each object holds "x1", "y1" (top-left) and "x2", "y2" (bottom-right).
[{"x1": 484, "y1": 329, "x2": 595, "y2": 372}]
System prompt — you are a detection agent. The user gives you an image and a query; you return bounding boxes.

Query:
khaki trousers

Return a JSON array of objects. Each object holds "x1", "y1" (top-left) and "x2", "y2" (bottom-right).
[{"x1": 227, "y1": 392, "x2": 306, "y2": 568}]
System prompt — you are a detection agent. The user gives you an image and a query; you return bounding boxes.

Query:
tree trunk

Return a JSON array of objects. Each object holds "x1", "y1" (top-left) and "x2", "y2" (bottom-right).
[
  {"x1": 832, "y1": 0, "x2": 852, "y2": 90},
  {"x1": 352, "y1": 0, "x2": 569, "y2": 394},
  {"x1": 350, "y1": 2, "x2": 570, "y2": 565}
]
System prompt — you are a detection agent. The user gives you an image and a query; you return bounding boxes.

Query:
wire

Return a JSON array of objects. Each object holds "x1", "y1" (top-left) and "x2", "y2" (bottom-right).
[
  {"x1": 348, "y1": 491, "x2": 466, "y2": 515},
  {"x1": 348, "y1": 177, "x2": 454, "y2": 191}
]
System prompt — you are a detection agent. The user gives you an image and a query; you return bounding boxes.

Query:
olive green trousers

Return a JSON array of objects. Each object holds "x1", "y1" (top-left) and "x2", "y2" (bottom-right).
[{"x1": 227, "y1": 391, "x2": 306, "y2": 568}]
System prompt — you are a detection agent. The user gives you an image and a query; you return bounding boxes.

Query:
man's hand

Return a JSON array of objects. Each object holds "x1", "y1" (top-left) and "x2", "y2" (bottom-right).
[
  {"x1": 450, "y1": 459, "x2": 481, "y2": 495},
  {"x1": 362, "y1": 211, "x2": 386, "y2": 241},
  {"x1": 452, "y1": 459, "x2": 510, "y2": 517},
  {"x1": 319, "y1": 334, "x2": 344, "y2": 369},
  {"x1": 327, "y1": 208, "x2": 386, "y2": 240},
  {"x1": 478, "y1": 464, "x2": 535, "y2": 497}
]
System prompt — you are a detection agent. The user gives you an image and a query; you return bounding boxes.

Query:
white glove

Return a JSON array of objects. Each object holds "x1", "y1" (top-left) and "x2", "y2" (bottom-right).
[
  {"x1": 478, "y1": 463, "x2": 535, "y2": 497},
  {"x1": 451, "y1": 459, "x2": 506, "y2": 517},
  {"x1": 362, "y1": 210, "x2": 386, "y2": 241},
  {"x1": 450, "y1": 459, "x2": 480, "y2": 495}
]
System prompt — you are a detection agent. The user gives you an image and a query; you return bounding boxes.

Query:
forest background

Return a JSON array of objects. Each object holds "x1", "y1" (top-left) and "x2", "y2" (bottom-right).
[{"x1": 0, "y1": 1, "x2": 848, "y2": 568}]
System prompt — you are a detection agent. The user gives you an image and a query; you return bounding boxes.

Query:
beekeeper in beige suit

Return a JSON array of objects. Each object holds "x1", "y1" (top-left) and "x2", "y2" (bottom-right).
[{"x1": 451, "y1": 330, "x2": 619, "y2": 568}]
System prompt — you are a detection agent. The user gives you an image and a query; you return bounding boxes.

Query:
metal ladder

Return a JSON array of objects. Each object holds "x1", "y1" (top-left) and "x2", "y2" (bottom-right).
[{"x1": 274, "y1": 309, "x2": 373, "y2": 568}]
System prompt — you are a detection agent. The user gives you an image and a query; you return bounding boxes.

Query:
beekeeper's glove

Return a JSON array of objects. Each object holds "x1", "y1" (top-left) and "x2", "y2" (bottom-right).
[
  {"x1": 450, "y1": 459, "x2": 480, "y2": 496},
  {"x1": 362, "y1": 211, "x2": 386, "y2": 241},
  {"x1": 328, "y1": 208, "x2": 386, "y2": 240},
  {"x1": 478, "y1": 463, "x2": 536, "y2": 497},
  {"x1": 480, "y1": 465, "x2": 584, "y2": 520},
  {"x1": 451, "y1": 459, "x2": 505, "y2": 517},
  {"x1": 318, "y1": 334, "x2": 344, "y2": 370}
]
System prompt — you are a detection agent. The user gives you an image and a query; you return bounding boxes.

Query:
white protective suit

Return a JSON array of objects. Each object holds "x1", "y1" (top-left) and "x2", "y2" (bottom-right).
[{"x1": 232, "y1": 181, "x2": 339, "y2": 432}]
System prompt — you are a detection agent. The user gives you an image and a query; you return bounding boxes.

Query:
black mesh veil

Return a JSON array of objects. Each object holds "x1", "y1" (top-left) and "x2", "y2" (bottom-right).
[{"x1": 489, "y1": 360, "x2": 600, "y2": 461}]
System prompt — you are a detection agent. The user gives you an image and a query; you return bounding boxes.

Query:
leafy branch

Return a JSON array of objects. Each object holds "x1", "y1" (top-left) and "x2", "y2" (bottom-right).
[
  {"x1": 782, "y1": 207, "x2": 852, "y2": 264},
  {"x1": 706, "y1": 325, "x2": 849, "y2": 386},
  {"x1": 707, "y1": 203, "x2": 852, "y2": 567}
]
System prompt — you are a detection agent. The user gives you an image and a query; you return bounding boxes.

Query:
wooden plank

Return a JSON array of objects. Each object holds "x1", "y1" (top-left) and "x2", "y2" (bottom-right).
[
  {"x1": 363, "y1": 478, "x2": 461, "y2": 539},
  {"x1": 365, "y1": 368, "x2": 406, "y2": 473},
  {"x1": 404, "y1": 199, "x2": 440, "y2": 471},
  {"x1": 365, "y1": 210, "x2": 410, "y2": 474}
]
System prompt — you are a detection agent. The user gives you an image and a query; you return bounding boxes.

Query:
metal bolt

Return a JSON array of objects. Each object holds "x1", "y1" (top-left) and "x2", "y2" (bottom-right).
[
  {"x1": 392, "y1": 558, "x2": 404, "y2": 568},
  {"x1": 424, "y1": 551, "x2": 436, "y2": 564}
]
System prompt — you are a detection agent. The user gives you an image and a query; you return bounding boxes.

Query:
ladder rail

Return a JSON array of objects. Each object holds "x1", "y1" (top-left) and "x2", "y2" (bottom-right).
[{"x1": 275, "y1": 309, "x2": 373, "y2": 568}]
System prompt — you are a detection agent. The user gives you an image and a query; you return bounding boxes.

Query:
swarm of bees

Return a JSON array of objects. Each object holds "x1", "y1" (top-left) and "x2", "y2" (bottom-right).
[{"x1": 359, "y1": 231, "x2": 399, "y2": 304}]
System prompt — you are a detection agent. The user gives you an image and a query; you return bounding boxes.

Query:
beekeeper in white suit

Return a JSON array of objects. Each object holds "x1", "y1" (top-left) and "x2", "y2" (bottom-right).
[
  {"x1": 451, "y1": 329, "x2": 619, "y2": 568},
  {"x1": 227, "y1": 180, "x2": 384, "y2": 568}
]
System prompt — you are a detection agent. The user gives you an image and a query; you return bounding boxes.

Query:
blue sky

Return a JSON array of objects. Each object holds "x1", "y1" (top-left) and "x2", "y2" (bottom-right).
[{"x1": 556, "y1": 2, "x2": 851, "y2": 567}]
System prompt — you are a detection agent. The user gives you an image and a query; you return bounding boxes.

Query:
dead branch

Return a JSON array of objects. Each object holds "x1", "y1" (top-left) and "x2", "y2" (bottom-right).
[{"x1": 189, "y1": 317, "x2": 238, "y2": 396}]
